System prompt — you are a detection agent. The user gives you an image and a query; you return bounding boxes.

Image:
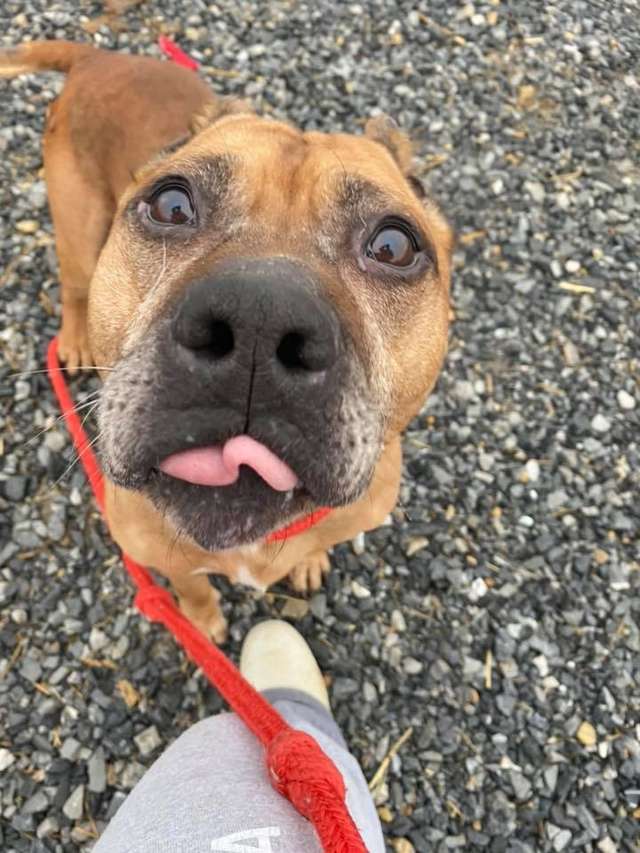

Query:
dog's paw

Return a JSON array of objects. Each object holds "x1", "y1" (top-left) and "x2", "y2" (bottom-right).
[
  {"x1": 58, "y1": 329, "x2": 93, "y2": 375},
  {"x1": 289, "y1": 550, "x2": 331, "y2": 594},
  {"x1": 178, "y1": 593, "x2": 228, "y2": 644}
]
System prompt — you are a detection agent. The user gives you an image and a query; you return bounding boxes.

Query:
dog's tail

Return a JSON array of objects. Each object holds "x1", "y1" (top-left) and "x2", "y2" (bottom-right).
[{"x1": 0, "y1": 40, "x2": 95, "y2": 78}]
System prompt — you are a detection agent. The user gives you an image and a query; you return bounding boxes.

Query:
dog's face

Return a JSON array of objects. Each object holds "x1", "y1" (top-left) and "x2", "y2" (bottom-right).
[{"x1": 90, "y1": 112, "x2": 453, "y2": 550}]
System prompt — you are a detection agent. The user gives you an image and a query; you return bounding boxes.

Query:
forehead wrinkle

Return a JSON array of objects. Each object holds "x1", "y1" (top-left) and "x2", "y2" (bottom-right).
[
  {"x1": 128, "y1": 152, "x2": 237, "y2": 208},
  {"x1": 327, "y1": 173, "x2": 416, "y2": 239},
  {"x1": 337, "y1": 174, "x2": 391, "y2": 209}
]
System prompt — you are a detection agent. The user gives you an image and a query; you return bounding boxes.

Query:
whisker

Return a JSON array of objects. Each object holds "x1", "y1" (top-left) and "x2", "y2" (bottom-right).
[
  {"x1": 49, "y1": 431, "x2": 103, "y2": 493},
  {"x1": 22, "y1": 395, "x2": 102, "y2": 450},
  {"x1": 71, "y1": 401, "x2": 102, "y2": 452},
  {"x1": 79, "y1": 400, "x2": 100, "y2": 433},
  {"x1": 9, "y1": 366, "x2": 114, "y2": 378}
]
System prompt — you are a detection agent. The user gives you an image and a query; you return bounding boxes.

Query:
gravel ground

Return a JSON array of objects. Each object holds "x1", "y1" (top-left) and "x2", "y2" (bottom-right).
[{"x1": 1, "y1": 1, "x2": 639, "y2": 851}]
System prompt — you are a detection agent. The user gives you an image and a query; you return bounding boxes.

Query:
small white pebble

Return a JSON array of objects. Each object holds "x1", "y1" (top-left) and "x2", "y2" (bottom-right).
[
  {"x1": 11, "y1": 608, "x2": 28, "y2": 625},
  {"x1": 468, "y1": 577, "x2": 488, "y2": 602},
  {"x1": 565, "y1": 259, "x2": 581, "y2": 273},
  {"x1": 591, "y1": 413, "x2": 610, "y2": 433},
  {"x1": 391, "y1": 609, "x2": 407, "y2": 632},
  {"x1": 405, "y1": 536, "x2": 429, "y2": 557},
  {"x1": 351, "y1": 532, "x2": 365, "y2": 555},
  {"x1": 525, "y1": 459, "x2": 540, "y2": 482},
  {"x1": 89, "y1": 627, "x2": 109, "y2": 652},
  {"x1": 525, "y1": 180, "x2": 545, "y2": 203},
  {"x1": 351, "y1": 580, "x2": 371, "y2": 599},
  {"x1": 0, "y1": 748, "x2": 16, "y2": 772},
  {"x1": 617, "y1": 390, "x2": 636, "y2": 411},
  {"x1": 533, "y1": 654, "x2": 550, "y2": 677},
  {"x1": 14, "y1": 380, "x2": 30, "y2": 401},
  {"x1": 403, "y1": 657, "x2": 423, "y2": 675}
]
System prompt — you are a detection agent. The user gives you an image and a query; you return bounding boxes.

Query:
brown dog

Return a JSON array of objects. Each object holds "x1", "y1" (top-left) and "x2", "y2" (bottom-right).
[{"x1": 2, "y1": 41, "x2": 453, "y2": 641}]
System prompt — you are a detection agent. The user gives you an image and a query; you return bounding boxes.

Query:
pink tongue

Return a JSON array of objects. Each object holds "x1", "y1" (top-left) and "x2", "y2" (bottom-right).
[{"x1": 159, "y1": 436, "x2": 298, "y2": 492}]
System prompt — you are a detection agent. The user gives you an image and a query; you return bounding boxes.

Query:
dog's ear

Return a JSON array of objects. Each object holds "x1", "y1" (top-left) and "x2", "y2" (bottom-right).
[
  {"x1": 364, "y1": 114, "x2": 426, "y2": 199},
  {"x1": 365, "y1": 115, "x2": 413, "y2": 172},
  {"x1": 190, "y1": 97, "x2": 253, "y2": 134}
]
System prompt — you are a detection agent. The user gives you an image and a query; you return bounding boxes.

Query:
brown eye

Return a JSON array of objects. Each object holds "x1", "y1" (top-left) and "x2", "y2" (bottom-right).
[
  {"x1": 148, "y1": 185, "x2": 195, "y2": 225},
  {"x1": 367, "y1": 225, "x2": 417, "y2": 267}
]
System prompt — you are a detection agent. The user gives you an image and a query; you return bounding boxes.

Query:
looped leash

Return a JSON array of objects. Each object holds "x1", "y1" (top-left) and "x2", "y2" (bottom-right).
[
  {"x1": 268, "y1": 729, "x2": 367, "y2": 849},
  {"x1": 46, "y1": 337, "x2": 365, "y2": 852}
]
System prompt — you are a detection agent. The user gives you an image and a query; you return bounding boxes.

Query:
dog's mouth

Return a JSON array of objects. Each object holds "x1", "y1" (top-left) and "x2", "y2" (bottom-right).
[
  {"x1": 158, "y1": 436, "x2": 299, "y2": 492},
  {"x1": 102, "y1": 400, "x2": 380, "y2": 551}
]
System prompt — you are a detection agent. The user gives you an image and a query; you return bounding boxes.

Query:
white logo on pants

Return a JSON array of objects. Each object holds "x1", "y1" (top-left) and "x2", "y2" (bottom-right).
[{"x1": 210, "y1": 826, "x2": 281, "y2": 851}]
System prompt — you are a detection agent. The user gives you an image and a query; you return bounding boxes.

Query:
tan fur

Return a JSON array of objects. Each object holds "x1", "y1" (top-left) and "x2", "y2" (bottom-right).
[{"x1": 5, "y1": 41, "x2": 453, "y2": 640}]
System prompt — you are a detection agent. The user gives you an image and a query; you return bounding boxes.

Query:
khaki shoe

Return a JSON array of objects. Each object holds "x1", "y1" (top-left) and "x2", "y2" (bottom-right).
[{"x1": 239, "y1": 619, "x2": 330, "y2": 710}]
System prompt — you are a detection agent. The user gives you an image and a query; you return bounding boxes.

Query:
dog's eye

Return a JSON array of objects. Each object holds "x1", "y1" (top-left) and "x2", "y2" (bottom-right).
[
  {"x1": 366, "y1": 224, "x2": 417, "y2": 267},
  {"x1": 148, "y1": 185, "x2": 195, "y2": 226}
]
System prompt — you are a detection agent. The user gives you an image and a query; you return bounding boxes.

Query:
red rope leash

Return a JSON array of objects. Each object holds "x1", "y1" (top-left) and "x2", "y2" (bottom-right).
[
  {"x1": 46, "y1": 338, "x2": 365, "y2": 852},
  {"x1": 158, "y1": 35, "x2": 200, "y2": 71}
]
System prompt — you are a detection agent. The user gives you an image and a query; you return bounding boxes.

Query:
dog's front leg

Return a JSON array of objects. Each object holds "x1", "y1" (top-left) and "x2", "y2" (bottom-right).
[
  {"x1": 104, "y1": 483, "x2": 229, "y2": 643},
  {"x1": 165, "y1": 569, "x2": 228, "y2": 644}
]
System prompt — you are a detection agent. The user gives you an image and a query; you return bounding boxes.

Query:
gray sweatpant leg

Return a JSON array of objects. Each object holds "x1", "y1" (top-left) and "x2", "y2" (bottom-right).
[{"x1": 94, "y1": 688, "x2": 384, "y2": 852}]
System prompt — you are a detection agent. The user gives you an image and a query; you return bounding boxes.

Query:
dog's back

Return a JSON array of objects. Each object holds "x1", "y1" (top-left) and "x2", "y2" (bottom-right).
[{"x1": 1, "y1": 40, "x2": 214, "y2": 197}]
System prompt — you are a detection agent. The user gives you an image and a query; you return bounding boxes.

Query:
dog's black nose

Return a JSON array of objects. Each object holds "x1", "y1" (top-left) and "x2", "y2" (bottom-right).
[{"x1": 172, "y1": 258, "x2": 340, "y2": 387}]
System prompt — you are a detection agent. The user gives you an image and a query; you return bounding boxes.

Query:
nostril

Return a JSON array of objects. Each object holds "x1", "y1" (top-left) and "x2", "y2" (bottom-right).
[
  {"x1": 277, "y1": 332, "x2": 309, "y2": 371},
  {"x1": 174, "y1": 310, "x2": 235, "y2": 358},
  {"x1": 208, "y1": 320, "x2": 234, "y2": 358}
]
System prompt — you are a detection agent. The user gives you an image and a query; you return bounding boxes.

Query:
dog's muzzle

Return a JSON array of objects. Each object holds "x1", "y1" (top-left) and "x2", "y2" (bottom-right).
[{"x1": 99, "y1": 257, "x2": 382, "y2": 550}]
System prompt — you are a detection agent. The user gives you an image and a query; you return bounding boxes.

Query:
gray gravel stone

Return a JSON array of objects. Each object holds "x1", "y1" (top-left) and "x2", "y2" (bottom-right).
[
  {"x1": 88, "y1": 747, "x2": 107, "y2": 793},
  {"x1": 3, "y1": 474, "x2": 28, "y2": 501},
  {"x1": 62, "y1": 785, "x2": 84, "y2": 821},
  {"x1": 60, "y1": 737, "x2": 82, "y2": 761},
  {"x1": 21, "y1": 790, "x2": 49, "y2": 814},
  {"x1": 134, "y1": 725, "x2": 162, "y2": 757},
  {"x1": 36, "y1": 815, "x2": 59, "y2": 839},
  {"x1": 19, "y1": 657, "x2": 42, "y2": 682}
]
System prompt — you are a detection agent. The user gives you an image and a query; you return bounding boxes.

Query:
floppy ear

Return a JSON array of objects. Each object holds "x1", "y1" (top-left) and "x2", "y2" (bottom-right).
[
  {"x1": 190, "y1": 97, "x2": 253, "y2": 134},
  {"x1": 364, "y1": 114, "x2": 426, "y2": 199}
]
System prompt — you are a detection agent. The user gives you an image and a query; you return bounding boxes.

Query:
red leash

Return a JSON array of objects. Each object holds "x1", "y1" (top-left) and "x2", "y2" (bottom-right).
[
  {"x1": 46, "y1": 335, "x2": 366, "y2": 851},
  {"x1": 158, "y1": 34, "x2": 200, "y2": 71}
]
